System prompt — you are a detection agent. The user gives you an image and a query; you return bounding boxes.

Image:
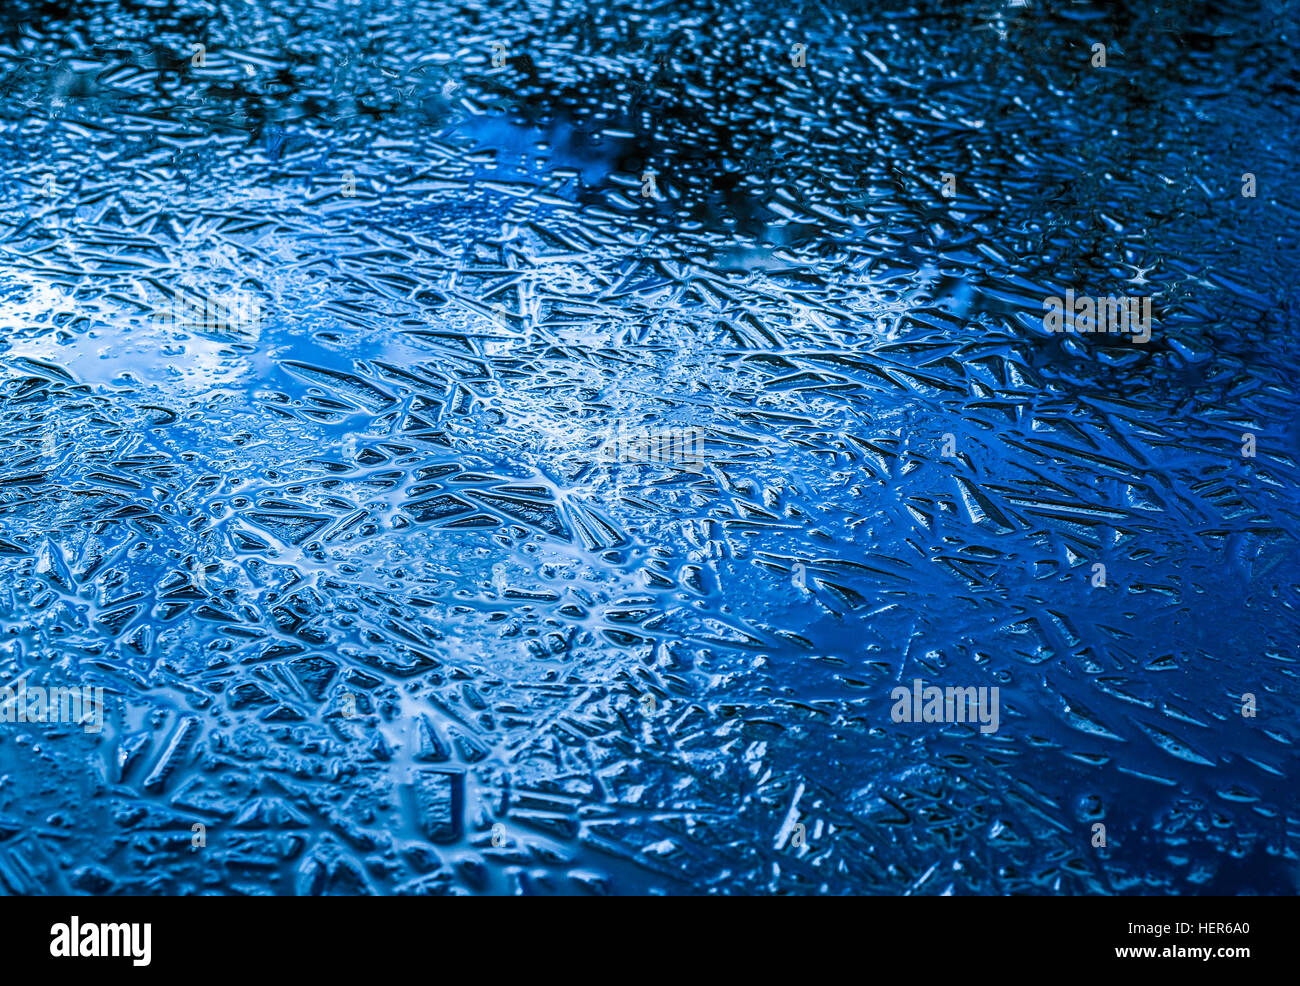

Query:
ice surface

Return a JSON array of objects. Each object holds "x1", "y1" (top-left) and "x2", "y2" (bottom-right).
[{"x1": 0, "y1": 0, "x2": 1296, "y2": 894}]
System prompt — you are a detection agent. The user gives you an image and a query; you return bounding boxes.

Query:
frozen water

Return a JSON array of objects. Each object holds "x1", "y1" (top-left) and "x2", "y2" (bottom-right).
[{"x1": 0, "y1": 0, "x2": 1296, "y2": 894}]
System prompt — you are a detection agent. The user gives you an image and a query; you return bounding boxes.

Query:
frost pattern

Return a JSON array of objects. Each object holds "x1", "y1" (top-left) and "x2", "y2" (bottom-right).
[{"x1": 0, "y1": 0, "x2": 1296, "y2": 894}]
